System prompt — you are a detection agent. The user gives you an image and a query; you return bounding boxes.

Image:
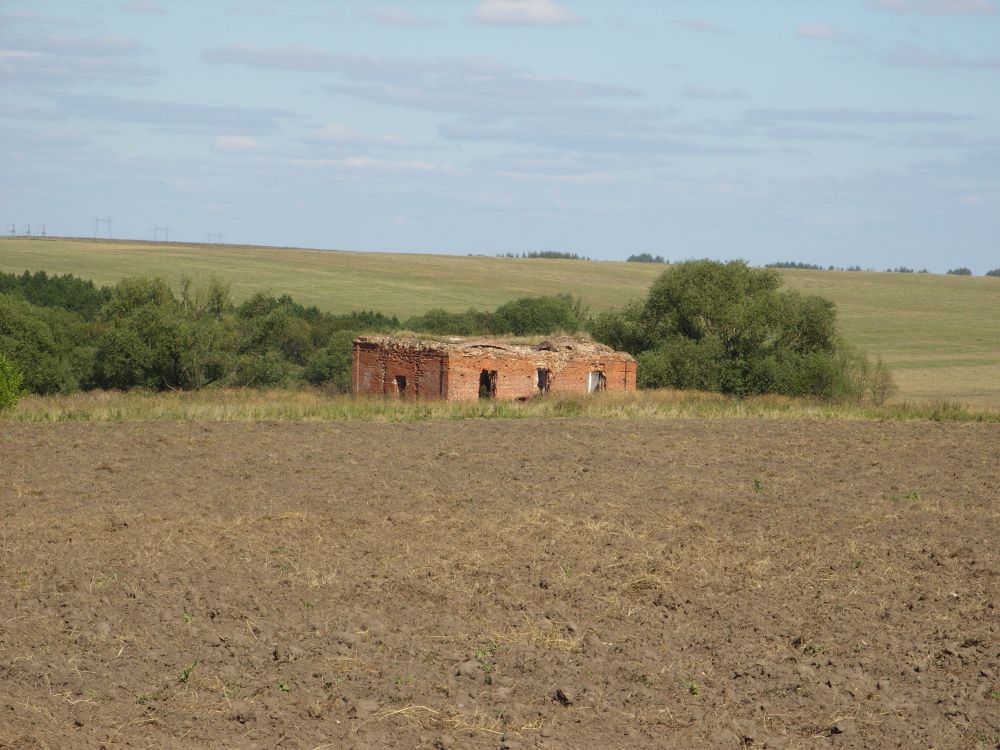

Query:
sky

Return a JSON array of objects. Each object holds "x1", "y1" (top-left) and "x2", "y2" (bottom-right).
[{"x1": 1, "y1": 0, "x2": 999, "y2": 273}]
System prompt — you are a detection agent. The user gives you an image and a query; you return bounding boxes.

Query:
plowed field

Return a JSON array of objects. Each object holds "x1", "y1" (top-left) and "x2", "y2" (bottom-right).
[{"x1": 1, "y1": 419, "x2": 998, "y2": 749}]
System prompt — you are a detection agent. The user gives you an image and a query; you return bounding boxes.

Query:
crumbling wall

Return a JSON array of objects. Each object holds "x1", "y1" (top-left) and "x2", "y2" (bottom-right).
[
  {"x1": 445, "y1": 347, "x2": 636, "y2": 402},
  {"x1": 354, "y1": 336, "x2": 636, "y2": 401},
  {"x1": 352, "y1": 341, "x2": 446, "y2": 399}
]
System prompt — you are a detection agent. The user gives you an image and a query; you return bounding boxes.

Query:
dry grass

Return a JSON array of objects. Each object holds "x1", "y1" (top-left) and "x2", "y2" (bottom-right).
[{"x1": 3, "y1": 387, "x2": 997, "y2": 424}]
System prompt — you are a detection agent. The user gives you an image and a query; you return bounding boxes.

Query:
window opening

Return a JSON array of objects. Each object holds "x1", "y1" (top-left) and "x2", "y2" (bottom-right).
[{"x1": 479, "y1": 369, "x2": 497, "y2": 399}]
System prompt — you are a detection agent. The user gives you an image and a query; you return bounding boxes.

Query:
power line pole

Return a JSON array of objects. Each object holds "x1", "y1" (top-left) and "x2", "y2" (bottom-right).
[
  {"x1": 40, "y1": 224, "x2": 46, "y2": 237},
  {"x1": 9, "y1": 223, "x2": 15, "y2": 236},
  {"x1": 106, "y1": 217, "x2": 115, "y2": 239}
]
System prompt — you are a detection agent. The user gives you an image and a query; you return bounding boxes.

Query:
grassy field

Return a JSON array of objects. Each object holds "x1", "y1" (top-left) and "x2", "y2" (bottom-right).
[{"x1": 2, "y1": 236, "x2": 998, "y2": 406}]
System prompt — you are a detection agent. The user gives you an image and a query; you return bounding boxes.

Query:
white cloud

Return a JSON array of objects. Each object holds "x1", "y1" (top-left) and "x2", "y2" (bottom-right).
[
  {"x1": 361, "y1": 8, "x2": 438, "y2": 27},
  {"x1": 211, "y1": 135, "x2": 261, "y2": 154},
  {"x1": 471, "y1": 0, "x2": 583, "y2": 27},
  {"x1": 746, "y1": 107, "x2": 973, "y2": 124},
  {"x1": 796, "y1": 23, "x2": 842, "y2": 39},
  {"x1": 292, "y1": 156, "x2": 442, "y2": 172},
  {"x1": 870, "y1": 0, "x2": 995, "y2": 14},
  {"x1": 120, "y1": 0, "x2": 166, "y2": 14},
  {"x1": 883, "y1": 41, "x2": 1000, "y2": 68},
  {"x1": 671, "y1": 19, "x2": 726, "y2": 33},
  {"x1": 680, "y1": 85, "x2": 746, "y2": 100}
]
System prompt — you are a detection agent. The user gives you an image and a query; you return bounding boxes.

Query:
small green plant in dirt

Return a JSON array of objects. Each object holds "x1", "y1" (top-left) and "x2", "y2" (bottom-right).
[
  {"x1": 989, "y1": 689, "x2": 1000, "y2": 702},
  {"x1": 179, "y1": 661, "x2": 198, "y2": 683},
  {"x1": 476, "y1": 646, "x2": 497, "y2": 675},
  {"x1": 685, "y1": 679, "x2": 701, "y2": 696},
  {"x1": 752, "y1": 478, "x2": 765, "y2": 494},
  {"x1": 884, "y1": 491, "x2": 921, "y2": 504},
  {"x1": 182, "y1": 609, "x2": 193, "y2": 624},
  {"x1": 277, "y1": 681, "x2": 291, "y2": 693}
]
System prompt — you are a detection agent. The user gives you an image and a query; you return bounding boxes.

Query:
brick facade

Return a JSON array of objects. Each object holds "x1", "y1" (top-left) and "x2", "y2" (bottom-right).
[{"x1": 353, "y1": 336, "x2": 636, "y2": 401}]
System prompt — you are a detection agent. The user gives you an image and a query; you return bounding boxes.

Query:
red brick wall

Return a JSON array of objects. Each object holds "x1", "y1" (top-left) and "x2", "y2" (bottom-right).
[
  {"x1": 445, "y1": 350, "x2": 636, "y2": 402},
  {"x1": 352, "y1": 342, "x2": 446, "y2": 399},
  {"x1": 354, "y1": 340, "x2": 636, "y2": 401}
]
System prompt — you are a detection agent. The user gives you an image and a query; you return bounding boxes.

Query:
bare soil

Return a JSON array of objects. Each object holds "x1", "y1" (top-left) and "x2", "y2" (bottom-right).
[{"x1": 1, "y1": 419, "x2": 998, "y2": 749}]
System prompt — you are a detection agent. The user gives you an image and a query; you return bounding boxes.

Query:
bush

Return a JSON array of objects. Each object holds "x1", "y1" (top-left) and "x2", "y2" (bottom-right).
[
  {"x1": 591, "y1": 259, "x2": 891, "y2": 401},
  {"x1": 0, "y1": 270, "x2": 111, "y2": 319},
  {"x1": 492, "y1": 294, "x2": 586, "y2": 335},
  {"x1": 0, "y1": 294, "x2": 96, "y2": 394},
  {"x1": 404, "y1": 308, "x2": 491, "y2": 336},
  {"x1": 303, "y1": 331, "x2": 356, "y2": 391},
  {"x1": 986, "y1": 268, "x2": 1000, "y2": 278},
  {"x1": 0, "y1": 352, "x2": 23, "y2": 410},
  {"x1": 404, "y1": 295, "x2": 586, "y2": 337},
  {"x1": 947, "y1": 267, "x2": 972, "y2": 276},
  {"x1": 627, "y1": 253, "x2": 666, "y2": 264}
]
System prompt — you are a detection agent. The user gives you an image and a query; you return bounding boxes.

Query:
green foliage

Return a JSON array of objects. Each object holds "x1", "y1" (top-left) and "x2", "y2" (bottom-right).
[
  {"x1": 0, "y1": 294, "x2": 96, "y2": 394},
  {"x1": 498, "y1": 251, "x2": 589, "y2": 260},
  {"x1": 593, "y1": 260, "x2": 889, "y2": 401},
  {"x1": 492, "y1": 293, "x2": 586, "y2": 335},
  {"x1": 627, "y1": 253, "x2": 666, "y2": 264},
  {"x1": 765, "y1": 261, "x2": 822, "y2": 270},
  {"x1": 0, "y1": 352, "x2": 23, "y2": 410},
  {"x1": 403, "y1": 308, "x2": 493, "y2": 336},
  {"x1": 0, "y1": 270, "x2": 111, "y2": 319},
  {"x1": 985, "y1": 268, "x2": 1000, "y2": 278},
  {"x1": 947, "y1": 267, "x2": 972, "y2": 276},
  {"x1": 95, "y1": 278, "x2": 185, "y2": 390},
  {"x1": 303, "y1": 331, "x2": 356, "y2": 391},
  {"x1": 405, "y1": 294, "x2": 586, "y2": 336}
]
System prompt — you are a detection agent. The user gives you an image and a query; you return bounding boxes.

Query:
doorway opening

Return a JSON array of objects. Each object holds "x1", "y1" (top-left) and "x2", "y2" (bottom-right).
[
  {"x1": 537, "y1": 368, "x2": 551, "y2": 393},
  {"x1": 394, "y1": 375, "x2": 407, "y2": 397},
  {"x1": 479, "y1": 369, "x2": 497, "y2": 399},
  {"x1": 587, "y1": 371, "x2": 606, "y2": 393}
]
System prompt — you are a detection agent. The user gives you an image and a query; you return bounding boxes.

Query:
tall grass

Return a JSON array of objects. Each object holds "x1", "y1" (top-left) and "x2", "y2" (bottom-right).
[{"x1": 4, "y1": 388, "x2": 997, "y2": 424}]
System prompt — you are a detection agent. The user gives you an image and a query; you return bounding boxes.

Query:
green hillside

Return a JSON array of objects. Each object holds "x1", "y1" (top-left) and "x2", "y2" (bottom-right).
[{"x1": 2, "y1": 237, "x2": 998, "y2": 406}]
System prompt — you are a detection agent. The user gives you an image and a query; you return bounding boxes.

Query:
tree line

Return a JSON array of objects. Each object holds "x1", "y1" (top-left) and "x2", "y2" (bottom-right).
[{"x1": 1, "y1": 262, "x2": 895, "y2": 407}]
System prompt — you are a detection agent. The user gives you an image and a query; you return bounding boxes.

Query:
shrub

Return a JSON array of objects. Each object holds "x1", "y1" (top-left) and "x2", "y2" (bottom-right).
[
  {"x1": 304, "y1": 331, "x2": 356, "y2": 391},
  {"x1": 0, "y1": 270, "x2": 111, "y2": 319},
  {"x1": 0, "y1": 294, "x2": 96, "y2": 394},
  {"x1": 947, "y1": 267, "x2": 972, "y2": 276},
  {"x1": 986, "y1": 268, "x2": 1000, "y2": 278},
  {"x1": 492, "y1": 294, "x2": 586, "y2": 335},
  {"x1": 591, "y1": 259, "x2": 891, "y2": 401},
  {"x1": 0, "y1": 352, "x2": 23, "y2": 410}
]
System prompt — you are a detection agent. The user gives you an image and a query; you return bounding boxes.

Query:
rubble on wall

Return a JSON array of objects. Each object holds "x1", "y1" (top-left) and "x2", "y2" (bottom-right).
[{"x1": 355, "y1": 335, "x2": 630, "y2": 362}]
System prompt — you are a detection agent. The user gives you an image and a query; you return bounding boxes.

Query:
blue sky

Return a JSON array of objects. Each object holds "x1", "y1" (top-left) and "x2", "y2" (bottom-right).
[{"x1": 2, "y1": 0, "x2": 999, "y2": 272}]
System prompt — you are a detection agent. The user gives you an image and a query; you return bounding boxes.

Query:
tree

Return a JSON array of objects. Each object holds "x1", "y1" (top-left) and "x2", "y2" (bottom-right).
[
  {"x1": 985, "y1": 268, "x2": 1000, "y2": 278},
  {"x1": 591, "y1": 260, "x2": 883, "y2": 400},
  {"x1": 947, "y1": 267, "x2": 972, "y2": 276}
]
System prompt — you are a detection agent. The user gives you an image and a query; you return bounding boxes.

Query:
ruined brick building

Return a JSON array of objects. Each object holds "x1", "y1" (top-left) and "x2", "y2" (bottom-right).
[{"x1": 352, "y1": 335, "x2": 636, "y2": 401}]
